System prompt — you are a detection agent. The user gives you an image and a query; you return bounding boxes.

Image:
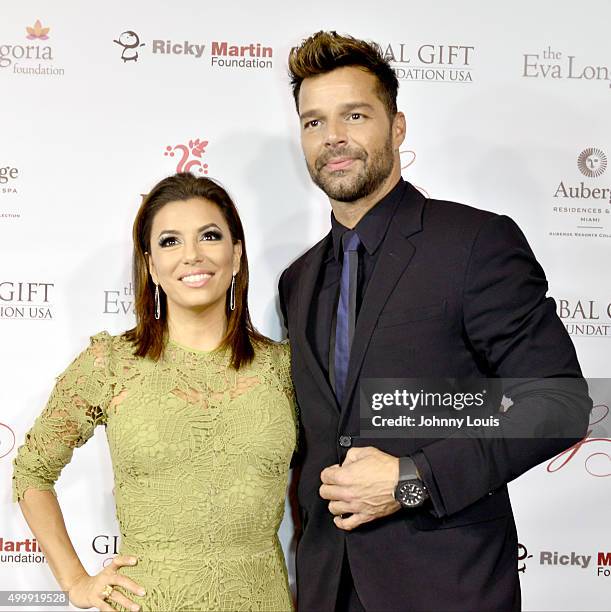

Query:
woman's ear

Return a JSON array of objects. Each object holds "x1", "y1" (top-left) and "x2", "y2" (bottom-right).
[
  {"x1": 146, "y1": 252, "x2": 159, "y2": 285},
  {"x1": 233, "y1": 240, "x2": 243, "y2": 276}
]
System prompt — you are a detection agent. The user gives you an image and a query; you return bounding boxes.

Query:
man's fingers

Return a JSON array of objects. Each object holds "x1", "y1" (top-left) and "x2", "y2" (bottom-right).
[
  {"x1": 343, "y1": 446, "x2": 372, "y2": 463},
  {"x1": 319, "y1": 483, "x2": 339, "y2": 500},
  {"x1": 320, "y1": 464, "x2": 341, "y2": 484},
  {"x1": 333, "y1": 512, "x2": 370, "y2": 531},
  {"x1": 328, "y1": 500, "x2": 353, "y2": 516},
  {"x1": 319, "y1": 483, "x2": 353, "y2": 501}
]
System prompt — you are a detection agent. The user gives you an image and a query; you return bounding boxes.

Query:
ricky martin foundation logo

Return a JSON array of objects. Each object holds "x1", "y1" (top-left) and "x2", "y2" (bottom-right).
[
  {"x1": 381, "y1": 42, "x2": 475, "y2": 83},
  {"x1": 509, "y1": 544, "x2": 611, "y2": 578},
  {"x1": 0, "y1": 20, "x2": 64, "y2": 76},
  {"x1": 548, "y1": 147, "x2": 611, "y2": 240},
  {"x1": 578, "y1": 148, "x2": 608, "y2": 178},
  {"x1": 113, "y1": 29, "x2": 273, "y2": 70}
]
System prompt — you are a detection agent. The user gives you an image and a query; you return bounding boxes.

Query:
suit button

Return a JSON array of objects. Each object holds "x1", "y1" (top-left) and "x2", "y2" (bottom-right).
[{"x1": 339, "y1": 435, "x2": 352, "y2": 448}]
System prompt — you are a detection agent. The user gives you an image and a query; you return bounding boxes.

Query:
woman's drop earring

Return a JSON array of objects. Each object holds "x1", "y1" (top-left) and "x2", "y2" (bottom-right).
[
  {"x1": 230, "y1": 274, "x2": 236, "y2": 312},
  {"x1": 154, "y1": 284, "x2": 161, "y2": 320}
]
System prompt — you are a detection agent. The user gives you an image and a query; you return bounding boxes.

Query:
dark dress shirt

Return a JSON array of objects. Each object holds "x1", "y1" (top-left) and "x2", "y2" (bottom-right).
[{"x1": 306, "y1": 178, "x2": 407, "y2": 384}]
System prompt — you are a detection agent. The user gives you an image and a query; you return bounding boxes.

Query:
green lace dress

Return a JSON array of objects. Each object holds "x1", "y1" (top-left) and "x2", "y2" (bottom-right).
[{"x1": 12, "y1": 332, "x2": 297, "y2": 611}]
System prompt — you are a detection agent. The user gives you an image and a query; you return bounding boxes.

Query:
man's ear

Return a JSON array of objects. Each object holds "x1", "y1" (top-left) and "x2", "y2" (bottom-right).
[{"x1": 392, "y1": 111, "x2": 407, "y2": 149}]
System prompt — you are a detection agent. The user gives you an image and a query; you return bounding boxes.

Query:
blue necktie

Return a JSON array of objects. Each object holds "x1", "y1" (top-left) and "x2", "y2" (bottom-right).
[{"x1": 334, "y1": 230, "x2": 361, "y2": 405}]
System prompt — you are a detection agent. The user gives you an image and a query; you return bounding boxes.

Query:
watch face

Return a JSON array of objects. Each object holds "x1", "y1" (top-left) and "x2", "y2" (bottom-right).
[{"x1": 397, "y1": 481, "x2": 427, "y2": 507}]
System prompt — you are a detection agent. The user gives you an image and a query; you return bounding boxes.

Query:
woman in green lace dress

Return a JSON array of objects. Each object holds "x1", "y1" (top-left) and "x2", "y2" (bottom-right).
[{"x1": 12, "y1": 173, "x2": 297, "y2": 612}]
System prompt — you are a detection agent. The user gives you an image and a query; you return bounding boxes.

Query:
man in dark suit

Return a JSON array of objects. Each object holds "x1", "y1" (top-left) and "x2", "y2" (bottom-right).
[{"x1": 279, "y1": 31, "x2": 591, "y2": 612}]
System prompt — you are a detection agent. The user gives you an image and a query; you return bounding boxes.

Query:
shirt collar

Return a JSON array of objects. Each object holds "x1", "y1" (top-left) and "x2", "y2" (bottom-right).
[{"x1": 331, "y1": 178, "x2": 405, "y2": 262}]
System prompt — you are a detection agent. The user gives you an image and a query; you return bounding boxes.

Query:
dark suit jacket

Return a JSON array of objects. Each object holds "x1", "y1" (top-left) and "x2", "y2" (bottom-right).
[{"x1": 279, "y1": 181, "x2": 591, "y2": 612}]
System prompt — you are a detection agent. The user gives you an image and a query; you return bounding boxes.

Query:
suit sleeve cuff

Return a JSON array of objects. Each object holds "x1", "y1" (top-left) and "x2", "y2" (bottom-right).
[{"x1": 411, "y1": 450, "x2": 447, "y2": 518}]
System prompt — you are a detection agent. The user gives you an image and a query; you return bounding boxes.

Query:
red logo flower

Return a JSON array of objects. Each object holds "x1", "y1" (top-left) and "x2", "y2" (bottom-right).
[{"x1": 164, "y1": 139, "x2": 209, "y2": 174}]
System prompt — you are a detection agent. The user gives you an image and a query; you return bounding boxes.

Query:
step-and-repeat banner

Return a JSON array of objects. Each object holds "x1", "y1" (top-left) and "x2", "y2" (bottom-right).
[{"x1": 1, "y1": 1, "x2": 610, "y2": 610}]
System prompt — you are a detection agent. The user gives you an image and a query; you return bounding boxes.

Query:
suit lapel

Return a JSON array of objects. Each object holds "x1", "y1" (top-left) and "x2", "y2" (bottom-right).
[
  {"x1": 341, "y1": 184, "x2": 426, "y2": 415},
  {"x1": 295, "y1": 233, "x2": 339, "y2": 412}
]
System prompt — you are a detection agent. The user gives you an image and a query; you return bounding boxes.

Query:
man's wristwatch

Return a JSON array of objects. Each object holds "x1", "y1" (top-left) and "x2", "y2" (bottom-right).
[{"x1": 394, "y1": 456, "x2": 429, "y2": 509}]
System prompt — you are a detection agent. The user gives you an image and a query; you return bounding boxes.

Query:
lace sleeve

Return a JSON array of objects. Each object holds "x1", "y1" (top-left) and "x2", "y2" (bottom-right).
[
  {"x1": 12, "y1": 332, "x2": 114, "y2": 502},
  {"x1": 274, "y1": 341, "x2": 300, "y2": 462}
]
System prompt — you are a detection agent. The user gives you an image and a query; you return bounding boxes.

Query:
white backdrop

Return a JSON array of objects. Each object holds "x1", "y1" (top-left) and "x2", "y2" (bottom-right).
[{"x1": 1, "y1": 1, "x2": 610, "y2": 610}]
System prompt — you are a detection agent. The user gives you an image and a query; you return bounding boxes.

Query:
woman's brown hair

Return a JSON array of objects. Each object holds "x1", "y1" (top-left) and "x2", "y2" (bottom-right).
[{"x1": 124, "y1": 172, "x2": 268, "y2": 369}]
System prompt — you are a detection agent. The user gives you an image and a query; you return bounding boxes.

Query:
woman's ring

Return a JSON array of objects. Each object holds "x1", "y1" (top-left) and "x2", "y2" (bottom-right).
[{"x1": 101, "y1": 584, "x2": 113, "y2": 599}]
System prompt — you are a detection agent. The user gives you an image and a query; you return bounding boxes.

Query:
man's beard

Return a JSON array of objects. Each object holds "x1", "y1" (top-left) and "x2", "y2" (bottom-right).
[{"x1": 307, "y1": 135, "x2": 395, "y2": 203}]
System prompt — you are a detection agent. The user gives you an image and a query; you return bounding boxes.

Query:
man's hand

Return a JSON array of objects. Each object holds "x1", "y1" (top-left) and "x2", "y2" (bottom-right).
[{"x1": 319, "y1": 446, "x2": 401, "y2": 531}]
